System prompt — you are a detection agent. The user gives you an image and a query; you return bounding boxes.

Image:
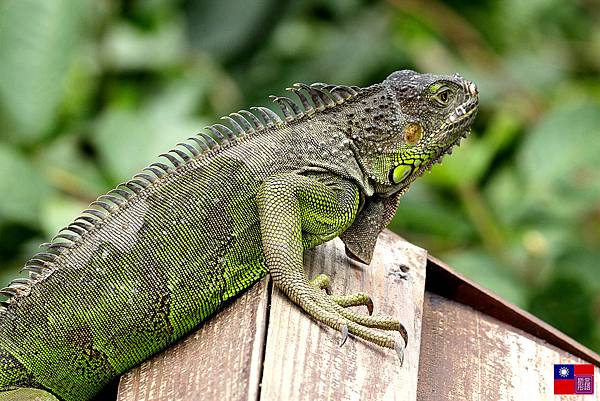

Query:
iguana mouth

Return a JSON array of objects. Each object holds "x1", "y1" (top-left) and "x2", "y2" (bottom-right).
[{"x1": 419, "y1": 96, "x2": 478, "y2": 170}]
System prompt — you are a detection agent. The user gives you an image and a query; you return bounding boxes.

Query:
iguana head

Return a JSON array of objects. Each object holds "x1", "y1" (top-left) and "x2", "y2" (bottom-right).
[{"x1": 354, "y1": 69, "x2": 479, "y2": 196}]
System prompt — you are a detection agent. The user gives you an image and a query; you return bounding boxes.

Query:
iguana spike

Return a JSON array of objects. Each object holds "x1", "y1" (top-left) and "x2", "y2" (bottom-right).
[
  {"x1": 331, "y1": 85, "x2": 358, "y2": 99},
  {"x1": 71, "y1": 220, "x2": 94, "y2": 230},
  {"x1": 309, "y1": 83, "x2": 336, "y2": 108},
  {"x1": 22, "y1": 265, "x2": 44, "y2": 274},
  {"x1": 123, "y1": 182, "x2": 143, "y2": 194},
  {"x1": 286, "y1": 87, "x2": 315, "y2": 115},
  {"x1": 82, "y1": 209, "x2": 106, "y2": 219},
  {"x1": 177, "y1": 142, "x2": 200, "y2": 157},
  {"x1": 276, "y1": 95, "x2": 304, "y2": 117},
  {"x1": 0, "y1": 287, "x2": 18, "y2": 297},
  {"x1": 42, "y1": 242, "x2": 75, "y2": 251},
  {"x1": 159, "y1": 153, "x2": 182, "y2": 168},
  {"x1": 250, "y1": 107, "x2": 282, "y2": 128},
  {"x1": 110, "y1": 188, "x2": 133, "y2": 200},
  {"x1": 327, "y1": 91, "x2": 345, "y2": 104},
  {"x1": 250, "y1": 107, "x2": 272, "y2": 128},
  {"x1": 239, "y1": 110, "x2": 264, "y2": 130},
  {"x1": 220, "y1": 116, "x2": 244, "y2": 136},
  {"x1": 312, "y1": 83, "x2": 336, "y2": 91},
  {"x1": 90, "y1": 201, "x2": 115, "y2": 213},
  {"x1": 197, "y1": 132, "x2": 219, "y2": 148},
  {"x1": 229, "y1": 112, "x2": 256, "y2": 134},
  {"x1": 36, "y1": 252, "x2": 59, "y2": 260},
  {"x1": 204, "y1": 126, "x2": 226, "y2": 143},
  {"x1": 150, "y1": 162, "x2": 172, "y2": 173},
  {"x1": 25, "y1": 257, "x2": 51, "y2": 268},
  {"x1": 75, "y1": 215, "x2": 98, "y2": 225},
  {"x1": 99, "y1": 194, "x2": 126, "y2": 207},
  {"x1": 11, "y1": 278, "x2": 33, "y2": 286},
  {"x1": 65, "y1": 224, "x2": 87, "y2": 235},
  {"x1": 169, "y1": 148, "x2": 191, "y2": 162},
  {"x1": 188, "y1": 137, "x2": 210, "y2": 152},
  {"x1": 128, "y1": 178, "x2": 151, "y2": 189},
  {"x1": 294, "y1": 83, "x2": 333, "y2": 110},
  {"x1": 144, "y1": 166, "x2": 165, "y2": 178},
  {"x1": 294, "y1": 83, "x2": 324, "y2": 110},
  {"x1": 213, "y1": 124, "x2": 236, "y2": 141},
  {"x1": 53, "y1": 233, "x2": 78, "y2": 242},
  {"x1": 258, "y1": 106, "x2": 284, "y2": 125},
  {"x1": 134, "y1": 172, "x2": 158, "y2": 183},
  {"x1": 270, "y1": 96, "x2": 300, "y2": 121}
]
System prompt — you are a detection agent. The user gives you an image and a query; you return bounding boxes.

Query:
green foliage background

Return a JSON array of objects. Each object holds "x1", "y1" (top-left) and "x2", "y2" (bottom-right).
[{"x1": 0, "y1": 0, "x2": 599, "y2": 352}]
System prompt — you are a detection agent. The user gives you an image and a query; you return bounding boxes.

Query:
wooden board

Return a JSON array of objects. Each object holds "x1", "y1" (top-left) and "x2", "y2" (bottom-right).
[
  {"x1": 417, "y1": 292, "x2": 600, "y2": 401},
  {"x1": 117, "y1": 277, "x2": 270, "y2": 401},
  {"x1": 259, "y1": 230, "x2": 428, "y2": 401}
]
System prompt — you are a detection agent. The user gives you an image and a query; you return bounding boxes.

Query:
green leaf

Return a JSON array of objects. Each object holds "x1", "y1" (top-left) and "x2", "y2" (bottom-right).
[
  {"x1": 185, "y1": 0, "x2": 276, "y2": 60},
  {"x1": 0, "y1": 0, "x2": 89, "y2": 142},
  {"x1": 517, "y1": 101, "x2": 600, "y2": 217},
  {"x1": 93, "y1": 82, "x2": 209, "y2": 183},
  {"x1": 390, "y1": 183, "x2": 475, "y2": 245},
  {"x1": 101, "y1": 20, "x2": 185, "y2": 71},
  {"x1": 0, "y1": 144, "x2": 50, "y2": 226},
  {"x1": 37, "y1": 134, "x2": 108, "y2": 199},
  {"x1": 529, "y1": 275, "x2": 596, "y2": 345}
]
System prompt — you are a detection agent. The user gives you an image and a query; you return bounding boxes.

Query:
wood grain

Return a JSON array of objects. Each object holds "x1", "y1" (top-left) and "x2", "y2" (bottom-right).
[
  {"x1": 417, "y1": 292, "x2": 600, "y2": 401},
  {"x1": 117, "y1": 277, "x2": 269, "y2": 401},
  {"x1": 259, "y1": 230, "x2": 428, "y2": 401}
]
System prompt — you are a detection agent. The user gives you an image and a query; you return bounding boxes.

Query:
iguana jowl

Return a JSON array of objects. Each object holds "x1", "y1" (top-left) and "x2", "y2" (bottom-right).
[{"x1": 0, "y1": 70, "x2": 478, "y2": 400}]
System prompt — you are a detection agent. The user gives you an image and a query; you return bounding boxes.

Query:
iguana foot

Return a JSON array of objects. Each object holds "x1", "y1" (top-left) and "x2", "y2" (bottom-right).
[{"x1": 304, "y1": 277, "x2": 407, "y2": 364}]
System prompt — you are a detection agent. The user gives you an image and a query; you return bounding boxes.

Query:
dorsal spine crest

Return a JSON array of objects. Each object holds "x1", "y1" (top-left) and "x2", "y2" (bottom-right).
[{"x1": 0, "y1": 82, "x2": 364, "y2": 313}]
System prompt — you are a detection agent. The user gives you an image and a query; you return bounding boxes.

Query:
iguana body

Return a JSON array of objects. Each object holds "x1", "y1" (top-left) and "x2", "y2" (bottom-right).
[{"x1": 0, "y1": 70, "x2": 478, "y2": 400}]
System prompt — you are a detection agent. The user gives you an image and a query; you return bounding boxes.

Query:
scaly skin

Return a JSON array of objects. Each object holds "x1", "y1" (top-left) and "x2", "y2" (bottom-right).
[{"x1": 0, "y1": 70, "x2": 478, "y2": 400}]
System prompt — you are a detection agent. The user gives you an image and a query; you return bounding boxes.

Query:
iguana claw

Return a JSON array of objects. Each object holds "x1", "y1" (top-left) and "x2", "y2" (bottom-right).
[
  {"x1": 395, "y1": 339, "x2": 405, "y2": 366},
  {"x1": 340, "y1": 324, "x2": 349, "y2": 346}
]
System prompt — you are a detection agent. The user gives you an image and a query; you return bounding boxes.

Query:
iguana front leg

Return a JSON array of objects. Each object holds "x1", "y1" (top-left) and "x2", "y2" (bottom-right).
[{"x1": 256, "y1": 173, "x2": 407, "y2": 361}]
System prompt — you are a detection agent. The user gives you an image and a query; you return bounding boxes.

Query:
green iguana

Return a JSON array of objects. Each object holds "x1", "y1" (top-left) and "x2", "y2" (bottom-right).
[{"x1": 0, "y1": 70, "x2": 478, "y2": 400}]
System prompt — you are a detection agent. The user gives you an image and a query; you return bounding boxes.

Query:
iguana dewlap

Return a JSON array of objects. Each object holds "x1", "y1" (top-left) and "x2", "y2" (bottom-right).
[{"x1": 0, "y1": 70, "x2": 478, "y2": 400}]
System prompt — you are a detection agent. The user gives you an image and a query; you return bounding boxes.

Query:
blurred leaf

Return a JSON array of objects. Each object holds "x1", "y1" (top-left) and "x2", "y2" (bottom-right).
[
  {"x1": 390, "y1": 183, "x2": 475, "y2": 249},
  {"x1": 442, "y1": 249, "x2": 528, "y2": 308},
  {"x1": 0, "y1": 0, "x2": 89, "y2": 142},
  {"x1": 529, "y1": 275, "x2": 596, "y2": 344},
  {"x1": 518, "y1": 101, "x2": 600, "y2": 218},
  {"x1": 485, "y1": 167, "x2": 526, "y2": 226},
  {"x1": 0, "y1": 144, "x2": 50, "y2": 226},
  {"x1": 93, "y1": 81, "x2": 208, "y2": 182},
  {"x1": 557, "y1": 249, "x2": 600, "y2": 293},
  {"x1": 185, "y1": 0, "x2": 276, "y2": 60},
  {"x1": 101, "y1": 19, "x2": 186, "y2": 71},
  {"x1": 37, "y1": 134, "x2": 108, "y2": 198}
]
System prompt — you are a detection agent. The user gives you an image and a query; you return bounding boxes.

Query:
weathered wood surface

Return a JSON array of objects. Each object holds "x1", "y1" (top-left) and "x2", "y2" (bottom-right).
[
  {"x1": 117, "y1": 230, "x2": 428, "y2": 401},
  {"x1": 417, "y1": 292, "x2": 600, "y2": 401},
  {"x1": 260, "y1": 230, "x2": 427, "y2": 401}
]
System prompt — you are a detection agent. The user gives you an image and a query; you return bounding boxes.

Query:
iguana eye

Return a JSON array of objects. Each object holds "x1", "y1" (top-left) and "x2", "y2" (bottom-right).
[{"x1": 432, "y1": 87, "x2": 451, "y2": 107}]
